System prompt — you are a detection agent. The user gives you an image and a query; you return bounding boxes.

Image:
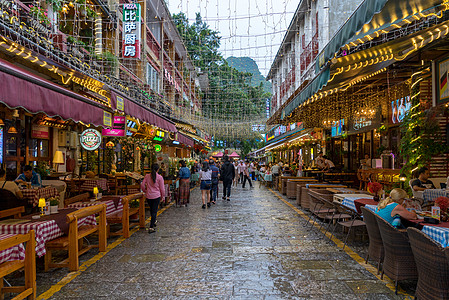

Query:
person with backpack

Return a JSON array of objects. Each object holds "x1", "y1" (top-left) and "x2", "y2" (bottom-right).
[
  {"x1": 220, "y1": 155, "x2": 235, "y2": 201},
  {"x1": 199, "y1": 161, "x2": 213, "y2": 209},
  {"x1": 141, "y1": 163, "x2": 165, "y2": 233},
  {"x1": 209, "y1": 160, "x2": 220, "y2": 204}
]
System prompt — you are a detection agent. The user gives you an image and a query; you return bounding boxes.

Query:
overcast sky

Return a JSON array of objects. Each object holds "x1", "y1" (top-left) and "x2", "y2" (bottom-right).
[{"x1": 167, "y1": 0, "x2": 298, "y2": 77}]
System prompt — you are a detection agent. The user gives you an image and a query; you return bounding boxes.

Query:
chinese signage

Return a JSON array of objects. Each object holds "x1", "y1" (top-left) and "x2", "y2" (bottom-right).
[
  {"x1": 251, "y1": 124, "x2": 265, "y2": 132},
  {"x1": 116, "y1": 96, "x2": 124, "y2": 111},
  {"x1": 103, "y1": 111, "x2": 112, "y2": 127},
  {"x1": 391, "y1": 96, "x2": 411, "y2": 124},
  {"x1": 122, "y1": 4, "x2": 141, "y2": 59},
  {"x1": 102, "y1": 116, "x2": 126, "y2": 137},
  {"x1": 80, "y1": 129, "x2": 102, "y2": 151},
  {"x1": 266, "y1": 122, "x2": 304, "y2": 142},
  {"x1": 31, "y1": 125, "x2": 49, "y2": 139}
]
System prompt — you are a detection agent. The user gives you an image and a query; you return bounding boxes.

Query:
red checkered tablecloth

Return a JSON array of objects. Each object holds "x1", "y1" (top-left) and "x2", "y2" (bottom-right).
[
  {"x1": 0, "y1": 234, "x2": 25, "y2": 264},
  {"x1": 22, "y1": 186, "x2": 60, "y2": 207},
  {"x1": 0, "y1": 215, "x2": 96, "y2": 257},
  {"x1": 68, "y1": 197, "x2": 123, "y2": 216},
  {"x1": 80, "y1": 179, "x2": 109, "y2": 193}
]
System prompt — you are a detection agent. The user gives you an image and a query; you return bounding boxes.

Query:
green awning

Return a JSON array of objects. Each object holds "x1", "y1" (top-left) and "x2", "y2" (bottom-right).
[
  {"x1": 316, "y1": 0, "x2": 447, "y2": 72},
  {"x1": 281, "y1": 67, "x2": 330, "y2": 120}
]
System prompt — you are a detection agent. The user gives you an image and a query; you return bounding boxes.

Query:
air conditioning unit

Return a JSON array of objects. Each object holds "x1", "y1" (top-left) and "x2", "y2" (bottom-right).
[{"x1": 69, "y1": 132, "x2": 78, "y2": 149}]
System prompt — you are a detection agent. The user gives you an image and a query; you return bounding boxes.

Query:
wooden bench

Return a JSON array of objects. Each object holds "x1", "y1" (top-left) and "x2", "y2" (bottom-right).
[
  {"x1": 0, "y1": 230, "x2": 36, "y2": 300},
  {"x1": 45, "y1": 204, "x2": 107, "y2": 272},
  {"x1": 106, "y1": 193, "x2": 145, "y2": 238},
  {"x1": 0, "y1": 206, "x2": 25, "y2": 219},
  {"x1": 64, "y1": 192, "x2": 90, "y2": 207}
]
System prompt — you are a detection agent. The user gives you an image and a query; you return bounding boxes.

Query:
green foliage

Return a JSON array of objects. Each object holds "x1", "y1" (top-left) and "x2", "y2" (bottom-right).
[
  {"x1": 227, "y1": 57, "x2": 272, "y2": 94},
  {"x1": 29, "y1": 5, "x2": 50, "y2": 26},
  {"x1": 399, "y1": 72, "x2": 448, "y2": 181},
  {"x1": 172, "y1": 12, "x2": 270, "y2": 129}
]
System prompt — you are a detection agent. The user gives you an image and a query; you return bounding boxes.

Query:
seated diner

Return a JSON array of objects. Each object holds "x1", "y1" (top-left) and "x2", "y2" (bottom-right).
[
  {"x1": 15, "y1": 165, "x2": 42, "y2": 188},
  {"x1": 376, "y1": 188, "x2": 417, "y2": 227},
  {"x1": 410, "y1": 166, "x2": 435, "y2": 191},
  {"x1": 0, "y1": 168, "x2": 23, "y2": 199}
]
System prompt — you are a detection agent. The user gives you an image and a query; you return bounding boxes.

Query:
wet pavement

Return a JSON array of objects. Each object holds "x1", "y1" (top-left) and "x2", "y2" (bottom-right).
[{"x1": 38, "y1": 183, "x2": 412, "y2": 299}]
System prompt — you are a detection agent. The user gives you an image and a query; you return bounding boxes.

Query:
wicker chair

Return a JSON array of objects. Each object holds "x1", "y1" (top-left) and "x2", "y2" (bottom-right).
[
  {"x1": 376, "y1": 214, "x2": 418, "y2": 294},
  {"x1": 361, "y1": 207, "x2": 384, "y2": 275},
  {"x1": 407, "y1": 227, "x2": 449, "y2": 300}
]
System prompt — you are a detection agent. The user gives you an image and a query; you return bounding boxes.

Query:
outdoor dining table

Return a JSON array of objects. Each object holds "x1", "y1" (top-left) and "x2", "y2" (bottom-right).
[
  {"x1": 0, "y1": 209, "x2": 96, "y2": 257},
  {"x1": 406, "y1": 219, "x2": 449, "y2": 247},
  {"x1": 0, "y1": 233, "x2": 25, "y2": 264},
  {"x1": 423, "y1": 189, "x2": 449, "y2": 203},
  {"x1": 67, "y1": 196, "x2": 124, "y2": 216},
  {"x1": 338, "y1": 194, "x2": 374, "y2": 211},
  {"x1": 79, "y1": 178, "x2": 109, "y2": 193},
  {"x1": 22, "y1": 186, "x2": 60, "y2": 207}
]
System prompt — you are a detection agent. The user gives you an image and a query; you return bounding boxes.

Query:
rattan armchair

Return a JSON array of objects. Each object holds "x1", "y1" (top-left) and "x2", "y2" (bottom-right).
[
  {"x1": 376, "y1": 214, "x2": 418, "y2": 294},
  {"x1": 407, "y1": 227, "x2": 449, "y2": 300},
  {"x1": 361, "y1": 207, "x2": 384, "y2": 275}
]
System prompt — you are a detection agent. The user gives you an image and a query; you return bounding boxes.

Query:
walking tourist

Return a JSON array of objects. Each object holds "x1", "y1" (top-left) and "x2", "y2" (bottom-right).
[
  {"x1": 375, "y1": 188, "x2": 417, "y2": 228},
  {"x1": 242, "y1": 161, "x2": 253, "y2": 188},
  {"x1": 209, "y1": 160, "x2": 220, "y2": 204},
  {"x1": 141, "y1": 163, "x2": 165, "y2": 233},
  {"x1": 271, "y1": 162, "x2": 280, "y2": 180},
  {"x1": 199, "y1": 161, "x2": 212, "y2": 209},
  {"x1": 178, "y1": 160, "x2": 191, "y2": 206},
  {"x1": 220, "y1": 155, "x2": 235, "y2": 201},
  {"x1": 233, "y1": 160, "x2": 239, "y2": 186},
  {"x1": 249, "y1": 161, "x2": 255, "y2": 180},
  {"x1": 238, "y1": 161, "x2": 244, "y2": 183}
]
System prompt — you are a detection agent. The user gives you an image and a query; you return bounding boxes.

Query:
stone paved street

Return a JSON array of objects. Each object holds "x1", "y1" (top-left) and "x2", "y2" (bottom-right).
[{"x1": 43, "y1": 185, "x2": 410, "y2": 299}]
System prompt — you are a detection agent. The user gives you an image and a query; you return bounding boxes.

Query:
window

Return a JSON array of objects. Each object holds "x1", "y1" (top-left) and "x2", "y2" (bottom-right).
[{"x1": 146, "y1": 63, "x2": 160, "y2": 93}]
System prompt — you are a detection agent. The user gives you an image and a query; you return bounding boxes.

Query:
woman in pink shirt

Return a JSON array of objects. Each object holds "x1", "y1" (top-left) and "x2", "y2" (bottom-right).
[{"x1": 141, "y1": 163, "x2": 165, "y2": 233}]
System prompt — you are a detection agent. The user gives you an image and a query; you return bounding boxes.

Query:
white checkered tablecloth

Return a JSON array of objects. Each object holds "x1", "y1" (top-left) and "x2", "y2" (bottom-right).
[
  {"x1": 22, "y1": 186, "x2": 60, "y2": 207},
  {"x1": 0, "y1": 234, "x2": 25, "y2": 263},
  {"x1": 422, "y1": 225, "x2": 449, "y2": 247},
  {"x1": 365, "y1": 204, "x2": 378, "y2": 213},
  {"x1": 0, "y1": 214, "x2": 96, "y2": 257},
  {"x1": 340, "y1": 194, "x2": 373, "y2": 211},
  {"x1": 423, "y1": 189, "x2": 449, "y2": 202},
  {"x1": 80, "y1": 179, "x2": 109, "y2": 193},
  {"x1": 68, "y1": 198, "x2": 123, "y2": 216}
]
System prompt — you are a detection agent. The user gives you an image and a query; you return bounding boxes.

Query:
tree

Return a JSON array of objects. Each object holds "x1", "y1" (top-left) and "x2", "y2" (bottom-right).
[{"x1": 173, "y1": 12, "x2": 270, "y2": 139}]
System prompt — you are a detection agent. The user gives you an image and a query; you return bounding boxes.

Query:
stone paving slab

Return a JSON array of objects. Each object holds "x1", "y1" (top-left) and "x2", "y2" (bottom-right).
[{"x1": 39, "y1": 184, "x2": 412, "y2": 299}]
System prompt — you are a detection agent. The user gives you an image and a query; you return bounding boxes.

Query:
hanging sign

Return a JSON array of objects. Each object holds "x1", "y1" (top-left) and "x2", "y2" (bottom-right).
[
  {"x1": 31, "y1": 125, "x2": 49, "y2": 139},
  {"x1": 116, "y1": 96, "x2": 124, "y2": 111},
  {"x1": 0, "y1": 127, "x2": 3, "y2": 164},
  {"x1": 103, "y1": 111, "x2": 112, "y2": 127},
  {"x1": 102, "y1": 116, "x2": 126, "y2": 137},
  {"x1": 80, "y1": 129, "x2": 102, "y2": 151},
  {"x1": 154, "y1": 144, "x2": 162, "y2": 152},
  {"x1": 122, "y1": 4, "x2": 141, "y2": 59}
]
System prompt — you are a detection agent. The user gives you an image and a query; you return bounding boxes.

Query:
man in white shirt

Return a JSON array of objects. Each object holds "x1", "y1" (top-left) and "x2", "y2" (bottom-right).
[
  {"x1": 316, "y1": 152, "x2": 325, "y2": 169},
  {"x1": 323, "y1": 156, "x2": 336, "y2": 171}
]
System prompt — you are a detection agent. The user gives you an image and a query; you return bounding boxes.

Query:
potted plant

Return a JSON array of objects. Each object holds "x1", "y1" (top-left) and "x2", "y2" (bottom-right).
[
  {"x1": 368, "y1": 182, "x2": 383, "y2": 202},
  {"x1": 48, "y1": 197, "x2": 59, "y2": 213},
  {"x1": 435, "y1": 196, "x2": 449, "y2": 221}
]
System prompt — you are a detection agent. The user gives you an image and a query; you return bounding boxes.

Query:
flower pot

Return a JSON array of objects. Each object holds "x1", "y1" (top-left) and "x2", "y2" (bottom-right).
[{"x1": 50, "y1": 205, "x2": 58, "y2": 214}]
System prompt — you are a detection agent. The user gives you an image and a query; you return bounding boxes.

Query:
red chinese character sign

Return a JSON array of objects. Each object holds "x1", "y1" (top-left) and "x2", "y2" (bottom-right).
[{"x1": 122, "y1": 4, "x2": 141, "y2": 59}]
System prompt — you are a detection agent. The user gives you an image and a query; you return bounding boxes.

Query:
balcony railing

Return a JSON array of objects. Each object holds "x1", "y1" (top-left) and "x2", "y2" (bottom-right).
[
  {"x1": 145, "y1": 24, "x2": 160, "y2": 59},
  {"x1": 279, "y1": 66, "x2": 295, "y2": 101},
  {"x1": 300, "y1": 32, "x2": 319, "y2": 75}
]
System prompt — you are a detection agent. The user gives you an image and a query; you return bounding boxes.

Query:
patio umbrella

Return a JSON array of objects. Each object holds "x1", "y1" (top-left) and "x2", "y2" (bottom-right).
[
  {"x1": 228, "y1": 152, "x2": 240, "y2": 158},
  {"x1": 212, "y1": 152, "x2": 224, "y2": 158}
]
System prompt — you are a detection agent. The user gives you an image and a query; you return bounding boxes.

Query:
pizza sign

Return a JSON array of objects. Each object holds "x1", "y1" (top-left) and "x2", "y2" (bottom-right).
[{"x1": 80, "y1": 129, "x2": 102, "y2": 151}]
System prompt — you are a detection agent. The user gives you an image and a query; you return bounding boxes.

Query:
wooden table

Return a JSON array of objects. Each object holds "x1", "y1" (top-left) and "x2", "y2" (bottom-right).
[
  {"x1": 300, "y1": 184, "x2": 347, "y2": 209},
  {"x1": 286, "y1": 179, "x2": 318, "y2": 199},
  {"x1": 22, "y1": 186, "x2": 60, "y2": 207},
  {"x1": 0, "y1": 209, "x2": 96, "y2": 257}
]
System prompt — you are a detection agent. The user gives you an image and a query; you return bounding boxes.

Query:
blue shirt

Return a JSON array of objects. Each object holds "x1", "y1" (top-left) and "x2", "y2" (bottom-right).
[
  {"x1": 16, "y1": 171, "x2": 42, "y2": 187},
  {"x1": 178, "y1": 167, "x2": 191, "y2": 179},
  {"x1": 210, "y1": 165, "x2": 220, "y2": 179},
  {"x1": 376, "y1": 203, "x2": 399, "y2": 225}
]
